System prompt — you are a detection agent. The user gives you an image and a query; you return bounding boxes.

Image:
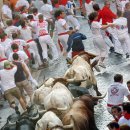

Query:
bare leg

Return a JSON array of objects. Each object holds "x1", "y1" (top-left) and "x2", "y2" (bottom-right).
[{"x1": 19, "y1": 97, "x2": 27, "y2": 111}]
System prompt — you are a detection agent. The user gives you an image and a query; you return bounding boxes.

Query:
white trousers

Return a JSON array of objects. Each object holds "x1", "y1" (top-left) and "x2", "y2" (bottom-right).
[
  {"x1": 39, "y1": 35, "x2": 59, "y2": 60},
  {"x1": 66, "y1": 15, "x2": 80, "y2": 31},
  {"x1": 107, "y1": 27, "x2": 123, "y2": 54},
  {"x1": 118, "y1": 33, "x2": 130, "y2": 55},
  {"x1": 27, "y1": 41, "x2": 42, "y2": 66}
]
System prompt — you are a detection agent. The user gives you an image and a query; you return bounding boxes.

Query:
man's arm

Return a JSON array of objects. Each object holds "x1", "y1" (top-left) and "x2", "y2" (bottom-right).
[
  {"x1": 127, "y1": 95, "x2": 130, "y2": 101},
  {"x1": 22, "y1": 63, "x2": 29, "y2": 79}
]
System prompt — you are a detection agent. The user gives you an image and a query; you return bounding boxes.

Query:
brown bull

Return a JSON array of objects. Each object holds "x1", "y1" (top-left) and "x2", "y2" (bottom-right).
[{"x1": 62, "y1": 94, "x2": 106, "y2": 130}]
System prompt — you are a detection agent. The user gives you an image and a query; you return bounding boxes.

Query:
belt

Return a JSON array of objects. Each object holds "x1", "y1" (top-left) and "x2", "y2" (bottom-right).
[
  {"x1": 58, "y1": 32, "x2": 68, "y2": 36},
  {"x1": 0, "y1": 58, "x2": 7, "y2": 62},
  {"x1": 26, "y1": 39, "x2": 34, "y2": 43},
  {"x1": 39, "y1": 33, "x2": 49, "y2": 37},
  {"x1": 107, "y1": 103, "x2": 122, "y2": 107}
]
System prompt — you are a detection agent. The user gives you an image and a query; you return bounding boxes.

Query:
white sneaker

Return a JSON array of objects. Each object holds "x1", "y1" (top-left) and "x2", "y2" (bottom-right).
[
  {"x1": 98, "y1": 62, "x2": 106, "y2": 68},
  {"x1": 94, "y1": 65, "x2": 101, "y2": 72}
]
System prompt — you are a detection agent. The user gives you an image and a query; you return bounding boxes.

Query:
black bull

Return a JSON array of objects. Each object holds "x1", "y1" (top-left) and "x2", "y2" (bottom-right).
[{"x1": 1, "y1": 105, "x2": 40, "y2": 130}]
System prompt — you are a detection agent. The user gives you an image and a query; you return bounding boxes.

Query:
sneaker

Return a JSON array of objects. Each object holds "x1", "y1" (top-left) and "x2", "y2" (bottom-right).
[
  {"x1": 126, "y1": 53, "x2": 130, "y2": 58},
  {"x1": 15, "y1": 106, "x2": 20, "y2": 115},
  {"x1": 94, "y1": 65, "x2": 100, "y2": 72},
  {"x1": 98, "y1": 62, "x2": 106, "y2": 68},
  {"x1": 66, "y1": 57, "x2": 72, "y2": 64}
]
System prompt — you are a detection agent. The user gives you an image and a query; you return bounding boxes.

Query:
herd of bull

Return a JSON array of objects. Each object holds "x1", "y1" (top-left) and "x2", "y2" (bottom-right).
[{"x1": 1, "y1": 52, "x2": 106, "y2": 130}]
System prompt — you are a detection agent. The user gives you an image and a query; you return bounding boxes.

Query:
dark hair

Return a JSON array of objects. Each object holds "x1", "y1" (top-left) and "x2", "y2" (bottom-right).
[
  {"x1": 117, "y1": 10, "x2": 123, "y2": 17},
  {"x1": 69, "y1": 27, "x2": 73, "y2": 30},
  {"x1": 111, "y1": 106, "x2": 122, "y2": 112},
  {"x1": 27, "y1": 15, "x2": 34, "y2": 20},
  {"x1": 88, "y1": 12, "x2": 98, "y2": 21},
  {"x1": 20, "y1": 19, "x2": 26, "y2": 27},
  {"x1": 54, "y1": 10, "x2": 64, "y2": 18},
  {"x1": 93, "y1": 4, "x2": 100, "y2": 11},
  {"x1": 12, "y1": 33, "x2": 18, "y2": 39},
  {"x1": 122, "y1": 102, "x2": 130, "y2": 114},
  {"x1": 120, "y1": 125, "x2": 130, "y2": 130},
  {"x1": 6, "y1": 20, "x2": 13, "y2": 26},
  {"x1": 107, "y1": 122, "x2": 119, "y2": 129},
  {"x1": 38, "y1": 14, "x2": 43, "y2": 19},
  {"x1": 20, "y1": 6, "x2": 26, "y2": 12},
  {"x1": 43, "y1": 0, "x2": 47, "y2": 4},
  {"x1": 32, "y1": 8, "x2": 38, "y2": 13},
  {"x1": 13, "y1": 53, "x2": 19, "y2": 60},
  {"x1": 11, "y1": 43, "x2": 18, "y2": 50},
  {"x1": 114, "y1": 74, "x2": 123, "y2": 82},
  {"x1": 127, "y1": 80, "x2": 130, "y2": 84}
]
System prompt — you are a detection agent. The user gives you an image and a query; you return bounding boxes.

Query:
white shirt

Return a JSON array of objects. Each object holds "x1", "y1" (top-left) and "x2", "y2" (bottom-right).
[
  {"x1": 0, "y1": 66, "x2": 17, "y2": 92},
  {"x1": 20, "y1": 26, "x2": 33, "y2": 41},
  {"x1": 38, "y1": 20, "x2": 48, "y2": 36},
  {"x1": 29, "y1": 20, "x2": 39, "y2": 39},
  {"x1": 40, "y1": 4, "x2": 53, "y2": 19},
  {"x1": 85, "y1": 1, "x2": 94, "y2": 16},
  {"x1": 33, "y1": 13, "x2": 42, "y2": 21},
  {"x1": 8, "y1": 50, "x2": 28, "y2": 62},
  {"x1": 0, "y1": 44, "x2": 6, "y2": 59},
  {"x1": 2, "y1": 5, "x2": 12, "y2": 19},
  {"x1": 55, "y1": 19, "x2": 68, "y2": 34},
  {"x1": 91, "y1": 21, "x2": 103, "y2": 38},
  {"x1": 5, "y1": 26, "x2": 20, "y2": 39},
  {"x1": 113, "y1": 17, "x2": 128, "y2": 35},
  {"x1": 116, "y1": 0, "x2": 129, "y2": 11},
  {"x1": 118, "y1": 116, "x2": 130, "y2": 126},
  {"x1": 107, "y1": 82, "x2": 130, "y2": 105},
  {"x1": 15, "y1": 0, "x2": 29, "y2": 9},
  {"x1": 0, "y1": 38, "x2": 12, "y2": 58},
  {"x1": 11, "y1": 39, "x2": 27, "y2": 51}
]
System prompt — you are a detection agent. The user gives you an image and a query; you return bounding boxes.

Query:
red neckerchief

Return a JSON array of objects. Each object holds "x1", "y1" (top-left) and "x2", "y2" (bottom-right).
[
  {"x1": 5, "y1": 67, "x2": 13, "y2": 70},
  {"x1": 13, "y1": 49, "x2": 19, "y2": 53},
  {"x1": 124, "y1": 113, "x2": 130, "y2": 120},
  {"x1": 1, "y1": 36, "x2": 7, "y2": 42},
  {"x1": 57, "y1": 16, "x2": 63, "y2": 20},
  {"x1": 30, "y1": 19, "x2": 36, "y2": 22},
  {"x1": 39, "y1": 19, "x2": 43, "y2": 23},
  {"x1": 22, "y1": 26, "x2": 27, "y2": 29},
  {"x1": 54, "y1": 3, "x2": 60, "y2": 8},
  {"x1": 86, "y1": 0, "x2": 91, "y2": 4}
]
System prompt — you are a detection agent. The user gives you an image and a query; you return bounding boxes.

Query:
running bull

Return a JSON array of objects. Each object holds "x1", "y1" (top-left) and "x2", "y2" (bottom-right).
[{"x1": 64, "y1": 53, "x2": 101, "y2": 96}]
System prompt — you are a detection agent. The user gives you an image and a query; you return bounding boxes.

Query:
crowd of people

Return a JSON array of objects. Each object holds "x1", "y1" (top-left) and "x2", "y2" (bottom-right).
[{"x1": 0, "y1": 0, "x2": 130, "y2": 129}]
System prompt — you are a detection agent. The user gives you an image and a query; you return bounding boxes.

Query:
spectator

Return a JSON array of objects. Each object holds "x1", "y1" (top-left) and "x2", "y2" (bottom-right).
[
  {"x1": 107, "y1": 74, "x2": 130, "y2": 113},
  {"x1": 118, "y1": 102, "x2": 130, "y2": 126},
  {"x1": 127, "y1": 80, "x2": 130, "y2": 91},
  {"x1": 111, "y1": 106, "x2": 122, "y2": 122},
  {"x1": 107, "y1": 122, "x2": 120, "y2": 130}
]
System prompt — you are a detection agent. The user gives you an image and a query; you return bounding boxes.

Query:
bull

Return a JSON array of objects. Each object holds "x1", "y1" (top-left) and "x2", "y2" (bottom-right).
[
  {"x1": 62, "y1": 94, "x2": 106, "y2": 130},
  {"x1": 64, "y1": 52, "x2": 101, "y2": 96}
]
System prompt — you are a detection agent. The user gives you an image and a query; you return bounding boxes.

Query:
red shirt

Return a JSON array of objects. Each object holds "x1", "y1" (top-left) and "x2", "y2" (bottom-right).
[
  {"x1": 59, "y1": 0, "x2": 67, "y2": 6},
  {"x1": 99, "y1": 6, "x2": 116, "y2": 25}
]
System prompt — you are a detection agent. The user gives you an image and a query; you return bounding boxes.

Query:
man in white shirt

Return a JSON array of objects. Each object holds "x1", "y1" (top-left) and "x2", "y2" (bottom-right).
[
  {"x1": 118, "y1": 102, "x2": 130, "y2": 126},
  {"x1": 2, "y1": 0, "x2": 12, "y2": 20},
  {"x1": 15, "y1": 0, "x2": 29, "y2": 11},
  {"x1": 0, "y1": 61, "x2": 27, "y2": 112},
  {"x1": 107, "y1": 74, "x2": 130, "y2": 113},
  {"x1": 5, "y1": 20, "x2": 20, "y2": 39},
  {"x1": 113, "y1": 10, "x2": 130, "y2": 58},
  {"x1": 40, "y1": 0, "x2": 54, "y2": 37},
  {"x1": 115, "y1": 0, "x2": 129, "y2": 11}
]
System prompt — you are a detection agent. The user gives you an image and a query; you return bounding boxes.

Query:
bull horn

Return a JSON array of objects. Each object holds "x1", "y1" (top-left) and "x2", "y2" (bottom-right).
[
  {"x1": 63, "y1": 115, "x2": 74, "y2": 129},
  {"x1": 57, "y1": 106, "x2": 68, "y2": 111},
  {"x1": 93, "y1": 92, "x2": 107, "y2": 99},
  {"x1": 8, "y1": 121, "x2": 16, "y2": 125},
  {"x1": 38, "y1": 109, "x2": 47, "y2": 115}
]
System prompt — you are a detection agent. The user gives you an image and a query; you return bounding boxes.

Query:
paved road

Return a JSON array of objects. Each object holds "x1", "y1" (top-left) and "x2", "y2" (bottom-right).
[{"x1": 0, "y1": 1, "x2": 129, "y2": 130}]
